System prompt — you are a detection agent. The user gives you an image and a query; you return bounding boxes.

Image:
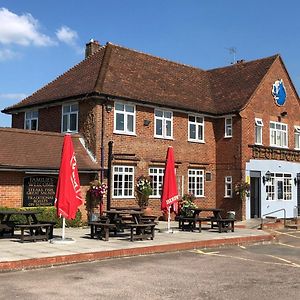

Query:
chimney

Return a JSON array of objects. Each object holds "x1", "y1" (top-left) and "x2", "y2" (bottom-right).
[{"x1": 85, "y1": 39, "x2": 100, "y2": 58}]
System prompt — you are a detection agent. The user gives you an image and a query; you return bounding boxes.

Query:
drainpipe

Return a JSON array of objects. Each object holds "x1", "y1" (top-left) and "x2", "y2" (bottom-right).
[
  {"x1": 100, "y1": 102, "x2": 105, "y2": 182},
  {"x1": 107, "y1": 141, "x2": 114, "y2": 210}
]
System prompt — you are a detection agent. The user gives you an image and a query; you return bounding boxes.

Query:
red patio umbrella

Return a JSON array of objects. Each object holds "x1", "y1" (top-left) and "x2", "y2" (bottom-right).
[
  {"x1": 55, "y1": 134, "x2": 83, "y2": 240},
  {"x1": 161, "y1": 146, "x2": 179, "y2": 232}
]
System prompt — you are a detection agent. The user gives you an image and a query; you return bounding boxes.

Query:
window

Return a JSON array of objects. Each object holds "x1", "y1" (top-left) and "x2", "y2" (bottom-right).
[
  {"x1": 25, "y1": 111, "x2": 38, "y2": 130},
  {"x1": 188, "y1": 169, "x2": 204, "y2": 197},
  {"x1": 188, "y1": 115, "x2": 204, "y2": 142},
  {"x1": 270, "y1": 121, "x2": 288, "y2": 148},
  {"x1": 266, "y1": 173, "x2": 292, "y2": 201},
  {"x1": 255, "y1": 118, "x2": 263, "y2": 145},
  {"x1": 149, "y1": 167, "x2": 164, "y2": 197},
  {"x1": 154, "y1": 109, "x2": 173, "y2": 139},
  {"x1": 62, "y1": 103, "x2": 78, "y2": 133},
  {"x1": 295, "y1": 126, "x2": 300, "y2": 149},
  {"x1": 113, "y1": 166, "x2": 134, "y2": 198},
  {"x1": 225, "y1": 117, "x2": 232, "y2": 138},
  {"x1": 114, "y1": 102, "x2": 135, "y2": 135},
  {"x1": 225, "y1": 176, "x2": 232, "y2": 198}
]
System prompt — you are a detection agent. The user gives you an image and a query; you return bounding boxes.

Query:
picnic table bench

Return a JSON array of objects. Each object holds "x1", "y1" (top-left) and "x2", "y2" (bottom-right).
[
  {"x1": 128, "y1": 223, "x2": 156, "y2": 241},
  {"x1": 178, "y1": 215, "x2": 211, "y2": 232},
  {"x1": 16, "y1": 223, "x2": 53, "y2": 243},
  {"x1": 0, "y1": 221, "x2": 15, "y2": 236},
  {"x1": 89, "y1": 221, "x2": 117, "y2": 241},
  {"x1": 211, "y1": 218, "x2": 236, "y2": 233}
]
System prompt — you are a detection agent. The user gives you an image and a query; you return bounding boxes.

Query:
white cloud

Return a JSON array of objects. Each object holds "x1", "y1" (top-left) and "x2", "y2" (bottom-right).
[
  {"x1": 0, "y1": 8, "x2": 55, "y2": 47},
  {"x1": 0, "y1": 93, "x2": 27, "y2": 100},
  {"x1": 0, "y1": 48, "x2": 19, "y2": 61},
  {"x1": 56, "y1": 26, "x2": 78, "y2": 46}
]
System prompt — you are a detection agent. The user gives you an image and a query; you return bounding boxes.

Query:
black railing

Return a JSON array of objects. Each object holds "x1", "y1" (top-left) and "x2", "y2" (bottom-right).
[{"x1": 261, "y1": 208, "x2": 286, "y2": 228}]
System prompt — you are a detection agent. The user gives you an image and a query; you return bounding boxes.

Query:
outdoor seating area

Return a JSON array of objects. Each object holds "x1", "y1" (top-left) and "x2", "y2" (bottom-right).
[
  {"x1": 88, "y1": 207, "x2": 158, "y2": 242},
  {"x1": 0, "y1": 210, "x2": 56, "y2": 243}
]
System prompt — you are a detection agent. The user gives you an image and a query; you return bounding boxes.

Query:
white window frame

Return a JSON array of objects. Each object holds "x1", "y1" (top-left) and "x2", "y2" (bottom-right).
[
  {"x1": 270, "y1": 121, "x2": 288, "y2": 148},
  {"x1": 112, "y1": 165, "x2": 134, "y2": 198},
  {"x1": 24, "y1": 110, "x2": 38, "y2": 130},
  {"x1": 295, "y1": 126, "x2": 300, "y2": 150},
  {"x1": 114, "y1": 102, "x2": 136, "y2": 135},
  {"x1": 255, "y1": 118, "x2": 263, "y2": 145},
  {"x1": 188, "y1": 169, "x2": 204, "y2": 197},
  {"x1": 266, "y1": 173, "x2": 292, "y2": 201},
  {"x1": 154, "y1": 109, "x2": 173, "y2": 139},
  {"x1": 224, "y1": 176, "x2": 232, "y2": 198},
  {"x1": 149, "y1": 167, "x2": 164, "y2": 198},
  {"x1": 188, "y1": 114, "x2": 204, "y2": 143},
  {"x1": 224, "y1": 117, "x2": 232, "y2": 138},
  {"x1": 62, "y1": 103, "x2": 78, "y2": 133}
]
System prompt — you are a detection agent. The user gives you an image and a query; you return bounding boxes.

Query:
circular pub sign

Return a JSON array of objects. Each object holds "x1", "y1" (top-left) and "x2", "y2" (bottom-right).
[{"x1": 272, "y1": 79, "x2": 287, "y2": 106}]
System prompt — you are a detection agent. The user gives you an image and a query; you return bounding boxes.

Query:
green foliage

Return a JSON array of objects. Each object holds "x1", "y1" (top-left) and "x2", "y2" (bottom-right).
[
  {"x1": 0, "y1": 206, "x2": 82, "y2": 227},
  {"x1": 179, "y1": 193, "x2": 197, "y2": 217}
]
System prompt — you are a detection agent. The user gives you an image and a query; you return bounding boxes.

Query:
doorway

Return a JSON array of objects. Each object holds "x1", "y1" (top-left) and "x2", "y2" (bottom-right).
[{"x1": 250, "y1": 171, "x2": 261, "y2": 218}]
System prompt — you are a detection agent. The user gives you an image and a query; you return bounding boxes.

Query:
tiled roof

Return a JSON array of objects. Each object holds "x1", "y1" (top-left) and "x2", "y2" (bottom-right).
[
  {"x1": 0, "y1": 128, "x2": 99, "y2": 171},
  {"x1": 3, "y1": 43, "x2": 278, "y2": 115}
]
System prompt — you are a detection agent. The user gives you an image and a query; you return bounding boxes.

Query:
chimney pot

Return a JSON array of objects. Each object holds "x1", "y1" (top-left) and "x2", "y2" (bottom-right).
[{"x1": 85, "y1": 39, "x2": 100, "y2": 58}]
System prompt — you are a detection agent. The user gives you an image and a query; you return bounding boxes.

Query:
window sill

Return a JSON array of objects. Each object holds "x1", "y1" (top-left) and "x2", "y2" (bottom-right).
[
  {"x1": 224, "y1": 136, "x2": 232, "y2": 139},
  {"x1": 224, "y1": 196, "x2": 233, "y2": 199},
  {"x1": 154, "y1": 136, "x2": 174, "y2": 140},
  {"x1": 188, "y1": 139, "x2": 205, "y2": 144},
  {"x1": 113, "y1": 131, "x2": 137, "y2": 136}
]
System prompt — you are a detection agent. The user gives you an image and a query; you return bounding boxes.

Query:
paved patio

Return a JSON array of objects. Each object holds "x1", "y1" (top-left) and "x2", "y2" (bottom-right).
[{"x1": 0, "y1": 221, "x2": 274, "y2": 271}]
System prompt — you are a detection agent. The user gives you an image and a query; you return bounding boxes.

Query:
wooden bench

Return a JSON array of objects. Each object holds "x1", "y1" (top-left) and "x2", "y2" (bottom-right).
[
  {"x1": 211, "y1": 218, "x2": 235, "y2": 233},
  {"x1": 128, "y1": 223, "x2": 156, "y2": 241},
  {"x1": 38, "y1": 221, "x2": 56, "y2": 239},
  {"x1": 0, "y1": 221, "x2": 15, "y2": 237},
  {"x1": 16, "y1": 223, "x2": 52, "y2": 243},
  {"x1": 89, "y1": 221, "x2": 117, "y2": 241},
  {"x1": 178, "y1": 216, "x2": 211, "y2": 232}
]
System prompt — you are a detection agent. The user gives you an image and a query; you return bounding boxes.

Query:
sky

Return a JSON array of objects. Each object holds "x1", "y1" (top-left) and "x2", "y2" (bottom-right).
[{"x1": 1, "y1": 0, "x2": 300, "y2": 127}]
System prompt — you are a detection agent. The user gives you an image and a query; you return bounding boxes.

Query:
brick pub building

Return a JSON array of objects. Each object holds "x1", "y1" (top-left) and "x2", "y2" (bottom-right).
[{"x1": 1, "y1": 40, "x2": 300, "y2": 220}]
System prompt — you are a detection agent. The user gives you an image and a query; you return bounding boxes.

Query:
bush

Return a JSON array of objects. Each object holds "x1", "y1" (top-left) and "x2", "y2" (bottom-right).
[{"x1": 0, "y1": 206, "x2": 83, "y2": 227}]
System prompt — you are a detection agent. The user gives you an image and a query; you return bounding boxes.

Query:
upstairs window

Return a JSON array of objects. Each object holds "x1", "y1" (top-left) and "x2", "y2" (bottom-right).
[
  {"x1": 188, "y1": 115, "x2": 204, "y2": 143},
  {"x1": 62, "y1": 103, "x2": 78, "y2": 133},
  {"x1": 25, "y1": 111, "x2": 38, "y2": 130},
  {"x1": 295, "y1": 126, "x2": 300, "y2": 149},
  {"x1": 224, "y1": 176, "x2": 232, "y2": 198},
  {"x1": 270, "y1": 121, "x2": 288, "y2": 148},
  {"x1": 255, "y1": 118, "x2": 263, "y2": 145},
  {"x1": 154, "y1": 109, "x2": 173, "y2": 139},
  {"x1": 114, "y1": 102, "x2": 135, "y2": 135},
  {"x1": 224, "y1": 117, "x2": 232, "y2": 138}
]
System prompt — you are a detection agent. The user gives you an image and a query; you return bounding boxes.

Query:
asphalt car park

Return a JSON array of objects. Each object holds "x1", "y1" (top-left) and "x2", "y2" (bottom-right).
[{"x1": 0, "y1": 229, "x2": 299, "y2": 300}]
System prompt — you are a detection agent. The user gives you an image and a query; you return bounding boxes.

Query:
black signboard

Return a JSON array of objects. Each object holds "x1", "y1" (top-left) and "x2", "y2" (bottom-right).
[{"x1": 23, "y1": 176, "x2": 58, "y2": 207}]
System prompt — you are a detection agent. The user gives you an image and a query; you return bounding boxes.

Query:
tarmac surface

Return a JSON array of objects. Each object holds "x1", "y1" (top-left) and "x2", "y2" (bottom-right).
[{"x1": 0, "y1": 221, "x2": 274, "y2": 271}]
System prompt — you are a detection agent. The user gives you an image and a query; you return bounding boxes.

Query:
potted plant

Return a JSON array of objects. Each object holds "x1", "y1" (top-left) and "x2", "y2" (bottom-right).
[
  {"x1": 86, "y1": 180, "x2": 107, "y2": 221},
  {"x1": 179, "y1": 193, "x2": 197, "y2": 217},
  {"x1": 136, "y1": 176, "x2": 153, "y2": 214},
  {"x1": 234, "y1": 181, "x2": 250, "y2": 200}
]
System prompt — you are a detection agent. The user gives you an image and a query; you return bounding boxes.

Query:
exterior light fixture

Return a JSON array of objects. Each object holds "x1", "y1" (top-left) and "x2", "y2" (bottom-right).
[
  {"x1": 143, "y1": 119, "x2": 151, "y2": 126},
  {"x1": 263, "y1": 171, "x2": 271, "y2": 185},
  {"x1": 105, "y1": 104, "x2": 113, "y2": 113}
]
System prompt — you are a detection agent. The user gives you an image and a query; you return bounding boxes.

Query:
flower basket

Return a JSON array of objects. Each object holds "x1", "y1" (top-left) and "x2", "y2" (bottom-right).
[
  {"x1": 234, "y1": 181, "x2": 250, "y2": 200},
  {"x1": 86, "y1": 180, "x2": 107, "y2": 217},
  {"x1": 136, "y1": 176, "x2": 153, "y2": 208}
]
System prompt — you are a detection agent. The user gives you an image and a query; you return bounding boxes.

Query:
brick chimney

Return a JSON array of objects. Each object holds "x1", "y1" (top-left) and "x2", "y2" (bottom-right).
[{"x1": 85, "y1": 39, "x2": 100, "y2": 58}]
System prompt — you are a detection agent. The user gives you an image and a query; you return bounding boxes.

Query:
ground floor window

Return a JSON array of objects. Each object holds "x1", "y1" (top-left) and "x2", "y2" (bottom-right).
[
  {"x1": 113, "y1": 165, "x2": 134, "y2": 198},
  {"x1": 188, "y1": 169, "x2": 204, "y2": 197},
  {"x1": 266, "y1": 173, "x2": 292, "y2": 201},
  {"x1": 149, "y1": 167, "x2": 164, "y2": 197}
]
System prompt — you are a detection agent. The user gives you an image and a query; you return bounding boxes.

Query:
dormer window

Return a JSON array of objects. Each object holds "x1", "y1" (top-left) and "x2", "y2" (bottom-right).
[
  {"x1": 25, "y1": 111, "x2": 38, "y2": 130},
  {"x1": 62, "y1": 103, "x2": 78, "y2": 133},
  {"x1": 295, "y1": 126, "x2": 300, "y2": 149}
]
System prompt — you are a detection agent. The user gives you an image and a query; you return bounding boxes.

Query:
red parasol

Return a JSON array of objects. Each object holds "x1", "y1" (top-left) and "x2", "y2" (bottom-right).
[
  {"x1": 55, "y1": 134, "x2": 83, "y2": 220},
  {"x1": 161, "y1": 146, "x2": 179, "y2": 231}
]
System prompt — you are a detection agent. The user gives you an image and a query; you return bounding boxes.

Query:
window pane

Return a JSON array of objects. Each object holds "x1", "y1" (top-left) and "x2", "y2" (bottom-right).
[
  {"x1": 156, "y1": 119, "x2": 162, "y2": 135},
  {"x1": 71, "y1": 104, "x2": 78, "y2": 112},
  {"x1": 63, "y1": 105, "x2": 70, "y2": 113},
  {"x1": 63, "y1": 115, "x2": 68, "y2": 132},
  {"x1": 70, "y1": 113, "x2": 77, "y2": 131},
  {"x1": 155, "y1": 110, "x2": 163, "y2": 117},
  {"x1": 164, "y1": 111, "x2": 172, "y2": 119},
  {"x1": 190, "y1": 124, "x2": 196, "y2": 139},
  {"x1": 189, "y1": 115, "x2": 195, "y2": 122},
  {"x1": 116, "y1": 113, "x2": 124, "y2": 131},
  {"x1": 31, "y1": 119, "x2": 37, "y2": 130},
  {"x1": 127, "y1": 114, "x2": 134, "y2": 132},
  {"x1": 115, "y1": 103, "x2": 124, "y2": 111},
  {"x1": 198, "y1": 124, "x2": 203, "y2": 140},
  {"x1": 166, "y1": 120, "x2": 172, "y2": 137},
  {"x1": 25, "y1": 120, "x2": 30, "y2": 130},
  {"x1": 125, "y1": 105, "x2": 134, "y2": 113}
]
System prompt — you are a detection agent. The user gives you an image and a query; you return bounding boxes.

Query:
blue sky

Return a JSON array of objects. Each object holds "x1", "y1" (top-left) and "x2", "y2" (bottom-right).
[{"x1": 1, "y1": 0, "x2": 300, "y2": 127}]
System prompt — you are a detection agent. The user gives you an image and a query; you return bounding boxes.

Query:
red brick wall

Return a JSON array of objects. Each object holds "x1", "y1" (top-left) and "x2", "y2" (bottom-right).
[
  {"x1": 12, "y1": 112, "x2": 24, "y2": 129},
  {"x1": 39, "y1": 106, "x2": 61, "y2": 132}
]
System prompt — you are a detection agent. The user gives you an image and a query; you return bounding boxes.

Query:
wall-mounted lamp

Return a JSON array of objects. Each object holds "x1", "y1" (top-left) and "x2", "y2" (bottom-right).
[
  {"x1": 280, "y1": 111, "x2": 288, "y2": 117},
  {"x1": 105, "y1": 103, "x2": 113, "y2": 113},
  {"x1": 294, "y1": 177, "x2": 299, "y2": 186},
  {"x1": 263, "y1": 170, "x2": 271, "y2": 185},
  {"x1": 144, "y1": 119, "x2": 151, "y2": 126}
]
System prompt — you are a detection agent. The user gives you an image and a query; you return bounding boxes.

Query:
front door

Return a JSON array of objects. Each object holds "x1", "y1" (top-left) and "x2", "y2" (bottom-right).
[{"x1": 250, "y1": 171, "x2": 261, "y2": 218}]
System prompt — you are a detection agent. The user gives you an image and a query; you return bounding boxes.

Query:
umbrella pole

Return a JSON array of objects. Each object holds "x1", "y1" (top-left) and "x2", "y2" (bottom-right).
[
  {"x1": 62, "y1": 217, "x2": 65, "y2": 240},
  {"x1": 167, "y1": 206, "x2": 171, "y2": 232}
]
